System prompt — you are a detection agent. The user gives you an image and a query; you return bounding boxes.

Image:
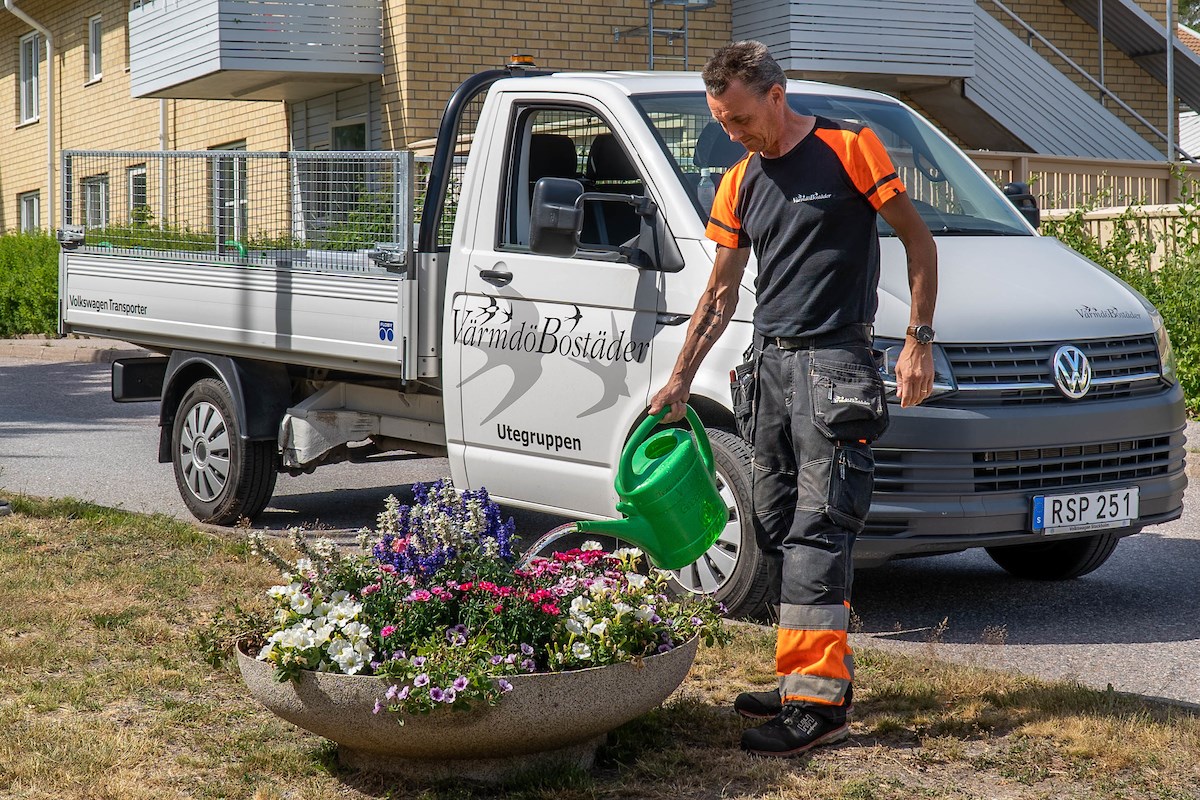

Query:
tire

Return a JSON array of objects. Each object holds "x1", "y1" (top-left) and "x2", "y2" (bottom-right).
[
  {"x1": 171, "y1": 378, "x2": 278, "y2": 525},
  {"x1": 985, "y1": 532, "x2": 1123, "y2": 580},
  {"x1": 667, "y1": 428, "x2": 772, "y2": 620}
]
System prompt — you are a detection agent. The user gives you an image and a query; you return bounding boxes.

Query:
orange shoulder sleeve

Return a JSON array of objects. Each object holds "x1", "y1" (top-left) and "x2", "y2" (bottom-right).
[{"x1": 705, "y1": 156, "x2": 751, "y2": 249}]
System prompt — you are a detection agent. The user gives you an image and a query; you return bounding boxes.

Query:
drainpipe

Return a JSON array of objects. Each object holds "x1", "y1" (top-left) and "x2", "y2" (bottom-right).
[
  {"x1": 5, "y1": 1, "x2": 54, "y2": 229},
  {"x1": 1167, "y1": 0, "x2": 1177, "y2": 162}
]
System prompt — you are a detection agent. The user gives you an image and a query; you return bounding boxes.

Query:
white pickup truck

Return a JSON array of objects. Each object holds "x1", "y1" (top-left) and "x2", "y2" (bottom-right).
[{"x1": 58, "y1": 64, "x2": 1187, "y2": 618}]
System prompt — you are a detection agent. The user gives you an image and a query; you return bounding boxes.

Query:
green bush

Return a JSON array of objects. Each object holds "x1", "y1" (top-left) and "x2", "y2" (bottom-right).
[
  {"x1": 0, "y1": 232, "x2": 59, "y2": 337},
  {"x1": 1042, "y1": 199, "x2": 1200, "y2": 417}
]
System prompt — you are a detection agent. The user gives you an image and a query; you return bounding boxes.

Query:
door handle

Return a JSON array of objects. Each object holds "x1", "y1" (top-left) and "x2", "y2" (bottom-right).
[
  {"x1": 479, "y1": 269, "x2": 513, "y2": 286},
  {"x1": 656, "y1": 312, "x2": 691, "y2": 326}
]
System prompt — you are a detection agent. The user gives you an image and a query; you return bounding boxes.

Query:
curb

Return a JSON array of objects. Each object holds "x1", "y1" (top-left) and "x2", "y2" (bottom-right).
[{"x1": 0, "y1": 339, "x2": 149, "y2": 364}]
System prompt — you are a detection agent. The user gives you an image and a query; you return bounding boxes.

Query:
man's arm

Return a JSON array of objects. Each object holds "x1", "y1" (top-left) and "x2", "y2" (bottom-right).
[
  {"x1": 878, "y1": 192, "x2": 938, "y2": 408},
  {"x1": 649, "y1": 245, "x2": 751, "y2": 423}
]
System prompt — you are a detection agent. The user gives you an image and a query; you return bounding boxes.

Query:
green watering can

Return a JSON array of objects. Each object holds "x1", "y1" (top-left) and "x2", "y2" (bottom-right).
[{"x1": 574, "y1": 405, "x2": 729, "y2": 570}]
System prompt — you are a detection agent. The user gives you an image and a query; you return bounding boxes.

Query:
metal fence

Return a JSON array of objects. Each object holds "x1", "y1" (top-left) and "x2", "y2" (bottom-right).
[{"x1": 61, "y1": 149, "x2": 413, "y2": 274}]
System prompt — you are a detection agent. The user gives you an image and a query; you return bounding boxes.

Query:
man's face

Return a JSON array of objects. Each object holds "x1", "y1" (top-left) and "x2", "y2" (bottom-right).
[{"x1": 706, "y1": 79, "x2": 785, "y2": 155}]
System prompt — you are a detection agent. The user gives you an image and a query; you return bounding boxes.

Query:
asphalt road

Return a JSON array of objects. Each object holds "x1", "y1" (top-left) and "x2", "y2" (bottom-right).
[{"x1": 2, "y1": 355, "x2": 1197, "y2": 707}]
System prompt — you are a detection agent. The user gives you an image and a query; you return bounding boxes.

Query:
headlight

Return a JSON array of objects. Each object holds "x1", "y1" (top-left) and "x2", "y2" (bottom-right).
[
  {"x1": 1152, "y1": 311, "x2": 1178, "y2": 386},
  {"x1": 873, "y1": 337, "x2": 958, "y2": 400}
]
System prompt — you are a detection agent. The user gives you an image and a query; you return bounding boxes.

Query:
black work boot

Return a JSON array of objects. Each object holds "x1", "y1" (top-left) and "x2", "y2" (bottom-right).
[
  {"x1": 734, "y1": 685, "x2": 853, "y2": 720},
  {"x1": 734, "y1": 689, "x2": 782, "y2": 719},
  {"x1": 740, "y1": 702, "x2": 850, "y2": 757}
]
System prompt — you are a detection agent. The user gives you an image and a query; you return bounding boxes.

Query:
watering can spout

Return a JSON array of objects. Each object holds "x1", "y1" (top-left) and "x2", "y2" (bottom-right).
[{"x1": 575, "y1": 514, "x2": 656, "y2": 551}]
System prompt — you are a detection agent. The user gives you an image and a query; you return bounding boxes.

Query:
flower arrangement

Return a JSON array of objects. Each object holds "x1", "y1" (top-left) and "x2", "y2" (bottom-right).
[{"x1": 248, "y1": 479, "x2": 728, "y2": 721}]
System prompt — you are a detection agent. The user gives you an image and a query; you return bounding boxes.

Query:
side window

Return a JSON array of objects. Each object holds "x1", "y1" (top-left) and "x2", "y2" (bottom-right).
[{"x1": 500, "y1": 107, "x2": 646, "y2": 253}]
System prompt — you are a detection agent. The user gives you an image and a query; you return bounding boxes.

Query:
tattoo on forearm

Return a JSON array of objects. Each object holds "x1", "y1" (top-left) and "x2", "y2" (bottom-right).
[{"x1": 696, "y1": 303, "x2": 722, "y2": 343}]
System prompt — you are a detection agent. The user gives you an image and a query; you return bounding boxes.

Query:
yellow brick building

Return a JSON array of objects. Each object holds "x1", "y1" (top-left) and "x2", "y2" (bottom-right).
[{"x1": 0, "y1": 0, "x2": 1191, "y2": 233}]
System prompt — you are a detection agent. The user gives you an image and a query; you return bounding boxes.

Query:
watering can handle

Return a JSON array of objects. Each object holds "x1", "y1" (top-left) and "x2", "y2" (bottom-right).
[{"x1": 616, "y1": 405, "x2": 715, "y2": 496}]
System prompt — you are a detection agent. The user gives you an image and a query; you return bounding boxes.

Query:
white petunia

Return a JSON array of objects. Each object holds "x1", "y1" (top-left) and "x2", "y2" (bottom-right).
[
  {"x1": 634, "y1": 605, "x2": 655, "y2": 622},
  {"x1": 569, "y1": 595, "x2": 591, "y2": 614},
  {"x1": 330, "y1": 590, "x2": 350, "y2": 604},
  {"x1": 625, "y1": 572, "x2": 649, "y2": 590},
  {"x1": 580, "y1": 540, "x2": 604, "y2": 551},
  {"x1": 571, "y1": 641, "x2": 592, "y2": 659},
  {"x1": 257, "y1": 642, "x2": 275, "y2": 660},
  {"x1": 267, "y1": 584, "x2": 290, "y2": 600},
  {"x1": 589, "y1": 620, "x2": 607, "y2": 636},
  {"x1": 565, "y1": 619, "x2": 585, "y2": 636},
  {"x1": 290, "y1": 593, "x2": 313, "y2": 615},
  {"x1": 613, "y1": 602, "x2": 633, "y2": 617},
  {"x1": 613, "y1": 547, "x2": 643, "y2": 560},
  {"x1": 341, "y1": 621, "x2": 371, "y2": 642}
]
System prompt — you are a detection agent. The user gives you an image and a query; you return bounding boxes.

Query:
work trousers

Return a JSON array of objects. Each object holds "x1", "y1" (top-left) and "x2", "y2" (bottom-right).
[{"x1": 750, "y1": 330, "x2": 887, "y2": 707}]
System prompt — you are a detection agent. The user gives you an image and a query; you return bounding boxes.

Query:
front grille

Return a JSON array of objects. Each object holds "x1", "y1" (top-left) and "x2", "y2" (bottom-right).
[
  {"x1": 874, "y1": 435, "x2": 1175, "y2": 494},
  {"x1": 939, "y1": 336, "x2": 1162, "y2": 406}
]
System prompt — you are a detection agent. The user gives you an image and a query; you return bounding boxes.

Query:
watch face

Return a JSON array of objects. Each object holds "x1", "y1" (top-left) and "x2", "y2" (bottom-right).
[{"x1": 913, "y1": 325, "x2": 935, "y2": 344}]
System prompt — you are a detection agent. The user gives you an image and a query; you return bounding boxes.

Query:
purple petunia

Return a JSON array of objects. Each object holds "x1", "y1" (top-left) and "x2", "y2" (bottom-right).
[
  {"x1": 443, "y1": 687, "x2": 457, "y2": 703},
  {"x1": 490, "y1": 654, "x2": 504, "y2": 665},
  {"x1": 452, "y1": 676, "x2": 469, "y2": 691},
  {"x1": 429, "y1": 687, "x2": 445, "y2": 702},
  {"x1": 520, "y1": 658, "x2": 536, "y2": 672},
  {"x1": 373, "y1": 699, "x2": 384, "y2": 714},
  {"x1": 498, "y1": 679, "x2": 513, "y2": 693},
  {"x1": 413, "y1": 673, "x2": 429, "y2": 687},
  {"x1": 520, "y1": 643, "x2": 534, "y2": 656}
]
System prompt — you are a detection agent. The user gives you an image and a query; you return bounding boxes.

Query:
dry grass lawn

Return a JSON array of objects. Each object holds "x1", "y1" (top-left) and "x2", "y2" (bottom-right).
[{"x1": 1, "y1": 496, "x2": 1197, "y2": 799}]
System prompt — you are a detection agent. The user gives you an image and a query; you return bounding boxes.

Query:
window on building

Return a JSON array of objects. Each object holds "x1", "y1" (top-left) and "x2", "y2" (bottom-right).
[
  {"x1": 88, "y1": 15, "x2": 103, "y2": 82},
  {"x1": 82, "y1": 176, "x2": 110, "y2": 228},
  {"x1": 18, "y1": 191, "x2": 40, "y2": 232},
  {"x1": 19, "y1": 32, "x2": 40, "y2": 124},
  {"x1": 210, "y1": 142, "x2": 248, "y2": 251},
  {"x1": 127, "y1": 165, "x2": 148, "y2": 222},
  {"x1": 332, "y1": 122, "x2": 367, "y2": 151}
]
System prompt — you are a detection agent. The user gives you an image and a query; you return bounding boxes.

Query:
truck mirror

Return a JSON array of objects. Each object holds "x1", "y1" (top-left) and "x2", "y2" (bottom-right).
[
  {"x1": 1003, "y1": 182, "x2": 1040, "y2": 229},
  {"x1": 530, "y1": 177, "x2": 585, "y2": 257}
]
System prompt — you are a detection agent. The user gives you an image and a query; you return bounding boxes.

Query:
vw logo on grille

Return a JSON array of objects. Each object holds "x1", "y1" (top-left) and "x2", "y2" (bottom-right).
[{"x1": 1053, "y1": 345, "x2": 1092, "y2": 399}]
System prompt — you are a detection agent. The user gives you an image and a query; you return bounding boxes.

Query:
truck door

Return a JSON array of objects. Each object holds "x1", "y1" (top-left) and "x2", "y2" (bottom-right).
[{"x1": 452, "y1": 99, "x2": 663, "y2": 517}]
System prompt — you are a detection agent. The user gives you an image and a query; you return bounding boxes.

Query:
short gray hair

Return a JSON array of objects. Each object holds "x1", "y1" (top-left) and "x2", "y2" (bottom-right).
[{"x1": 702, "y1": 40, "x2": 786, "y2": 97}]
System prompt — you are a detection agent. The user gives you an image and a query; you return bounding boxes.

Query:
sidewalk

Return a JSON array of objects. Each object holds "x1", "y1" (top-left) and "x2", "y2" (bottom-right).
[{"x1": 0, "y1": 335, "x2": 149, "y2": 364}]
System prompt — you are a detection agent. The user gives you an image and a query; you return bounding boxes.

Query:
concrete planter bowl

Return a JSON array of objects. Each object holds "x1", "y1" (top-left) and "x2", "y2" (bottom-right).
[{"x1": 237, "y1": 636, "x2": 699, "y2": 781}]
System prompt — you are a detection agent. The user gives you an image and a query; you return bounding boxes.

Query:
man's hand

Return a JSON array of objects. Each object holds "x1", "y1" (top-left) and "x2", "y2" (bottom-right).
[
  {"x1": 649, "y1": 379, "x2": 691, "y2": 424},
  {"x1": 894, "y1": 341, "x2": 934, "y2": 408}
]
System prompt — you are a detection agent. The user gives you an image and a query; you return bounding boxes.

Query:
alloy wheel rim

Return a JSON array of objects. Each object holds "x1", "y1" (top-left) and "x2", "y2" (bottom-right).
[{"x1": 178, "y1": 401, "x2": 231, "y2": 502}]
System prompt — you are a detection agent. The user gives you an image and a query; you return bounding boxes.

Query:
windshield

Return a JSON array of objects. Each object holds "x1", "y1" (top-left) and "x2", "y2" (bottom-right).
[{"x1": 633, "y1": 92, "x2": 1031, "y2": 237}]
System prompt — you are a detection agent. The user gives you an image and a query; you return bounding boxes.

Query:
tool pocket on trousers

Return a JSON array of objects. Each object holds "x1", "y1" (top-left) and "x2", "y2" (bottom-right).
[
  {"x1": 730, "y1": 348, "x2": 758, "y2": 443},
  {"x1": 809, "y1": 357, "x2": 889, "y2": 443},
  {"x1": 825, "y1": 443, "x2": 874, "y2": 533}
]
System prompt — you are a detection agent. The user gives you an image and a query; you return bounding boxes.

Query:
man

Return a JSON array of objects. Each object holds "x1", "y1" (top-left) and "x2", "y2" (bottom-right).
[{"x1": 649, "y1": 41, "x2": 937, "y2": 757}]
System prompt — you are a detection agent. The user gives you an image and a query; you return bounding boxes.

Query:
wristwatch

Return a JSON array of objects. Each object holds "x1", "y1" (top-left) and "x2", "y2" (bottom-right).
[{"x1": 906, "y1": 324, "x2": 935, "y2": 345}]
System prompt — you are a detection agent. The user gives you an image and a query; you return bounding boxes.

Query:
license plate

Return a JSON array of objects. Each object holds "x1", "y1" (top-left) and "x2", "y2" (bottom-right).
[{"x1": 1031, "y1": 487, "x2": 1139, "y2": 535}]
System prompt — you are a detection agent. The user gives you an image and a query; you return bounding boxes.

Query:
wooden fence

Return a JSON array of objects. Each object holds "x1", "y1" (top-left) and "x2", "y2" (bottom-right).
[{"x1": 967, "y1": 150, "x2": 1200, "y2": 211}]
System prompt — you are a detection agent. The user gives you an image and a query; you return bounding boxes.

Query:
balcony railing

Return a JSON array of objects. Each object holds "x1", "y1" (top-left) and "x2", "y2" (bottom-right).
[{"x1": 129, "y1": 0, "x2": 383, "y2": 102}]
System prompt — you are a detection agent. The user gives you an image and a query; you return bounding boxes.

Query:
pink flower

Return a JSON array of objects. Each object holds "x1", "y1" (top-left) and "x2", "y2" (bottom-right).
[
  {"x1": 380, "y1": 625, "x2": 397, "y2": 638},
  {"x1": 493, "y1": 604, "x2": 503, "y2": 613},
  {"x1": 541, "y1": 603, "x2": 560, "y2": 616},
  {"x1": 407, "y1": 589, "x2": 432, "y2": 602},
  {"x1": 379, "y1": 564, "x2": 397, "y2": 574},
  {"x1": 360, "y1": 582, "x2": 382, "y2": 596}
]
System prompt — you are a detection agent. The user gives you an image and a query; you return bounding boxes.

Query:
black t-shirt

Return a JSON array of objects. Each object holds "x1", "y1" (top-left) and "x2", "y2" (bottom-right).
[{"x1": 706, "y1": 117, "x2": 906, "y2": 337}]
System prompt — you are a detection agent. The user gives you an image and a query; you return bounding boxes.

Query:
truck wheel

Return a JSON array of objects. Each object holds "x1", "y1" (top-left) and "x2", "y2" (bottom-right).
[
  {"x1": 172, "y1": 378, "x2": 278, "y2": 525},
  {"x1": 985, "y1": 533, "x2": 1122, "y2": 580},
  {"x1": 668, "y1": 428, "x2": 771, "y2": 620}
]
